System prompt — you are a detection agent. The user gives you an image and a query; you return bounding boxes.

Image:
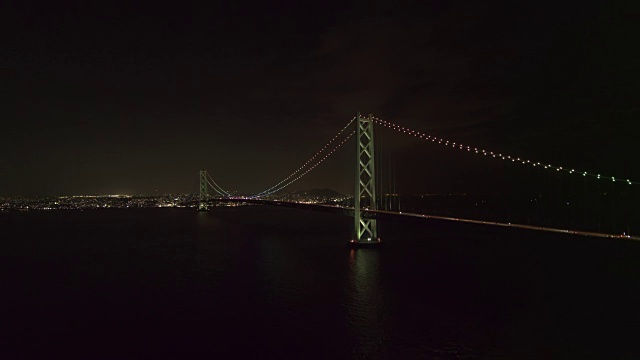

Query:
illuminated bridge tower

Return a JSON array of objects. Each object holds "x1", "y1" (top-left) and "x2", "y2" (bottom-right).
[
  {"x1": 351, "y1": 112, "x2": 381, "y2": 246},
  {"x1": 198, "y1": 170, "x2": 208, "y2": 211}
]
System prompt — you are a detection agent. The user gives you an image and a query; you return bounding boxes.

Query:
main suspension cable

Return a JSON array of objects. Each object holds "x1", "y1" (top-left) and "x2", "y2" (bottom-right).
[
  {"x1": 249, "y1": 117, "x2": 356, "y2": 197},
  {"x1": 206, "y1": 172, "x2": 232, "y2": 196},
  {"x1": 250, "y1": 129, "x2": 355, "y2": 198},
  {"x1": 372, "y1": 116, "x2": 638, "y2": 186}
]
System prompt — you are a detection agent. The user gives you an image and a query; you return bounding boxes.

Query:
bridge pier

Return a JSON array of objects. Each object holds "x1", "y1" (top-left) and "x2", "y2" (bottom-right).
[{"x1": 350, "y1": 112, "x2": 382, "y2": 247}]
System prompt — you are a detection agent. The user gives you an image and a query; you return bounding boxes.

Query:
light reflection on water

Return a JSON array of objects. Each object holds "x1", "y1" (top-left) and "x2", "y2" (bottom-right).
[
  {"x1": 346, "y1": 249, "x2": 386, "y2": 357},
  {"x1": 2, "y1": 208, "x2": 640, "y2": 359}
]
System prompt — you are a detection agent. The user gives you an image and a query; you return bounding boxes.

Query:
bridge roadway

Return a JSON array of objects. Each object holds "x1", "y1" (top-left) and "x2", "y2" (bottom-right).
[{"x1": 192, "y1": 198, "x2": 639, "y2": 242}]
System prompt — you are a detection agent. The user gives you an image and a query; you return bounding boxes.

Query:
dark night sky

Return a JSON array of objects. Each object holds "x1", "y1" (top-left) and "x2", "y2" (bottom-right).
[{"x1": 2, "y1": 0, "x2": 638, "y2": 196}]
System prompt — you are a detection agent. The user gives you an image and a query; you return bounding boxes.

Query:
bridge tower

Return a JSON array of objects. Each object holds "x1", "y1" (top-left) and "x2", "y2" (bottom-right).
[
  {"x1": 198, "y1": 170, "x2": 208, "y2": 211},
  {"x1": 351, "y1": 112, "x2": 381, "y2": 246}
]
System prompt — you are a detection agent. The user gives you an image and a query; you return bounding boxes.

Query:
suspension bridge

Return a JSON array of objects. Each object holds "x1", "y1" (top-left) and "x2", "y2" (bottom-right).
[{"x1": 195, "y1": 113, "x2": 639, "y2": 245}]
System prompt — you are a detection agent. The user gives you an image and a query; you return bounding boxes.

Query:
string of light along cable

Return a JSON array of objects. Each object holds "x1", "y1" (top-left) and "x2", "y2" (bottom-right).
[
  {"x1": 371, "y1": 116, "x2": 638, "y2": 185},
  {"x1": 206, "y1": 174, "x2": 231, "y2": 196},
  {"x1": 205, "y1": 177, "x2": 230, "y2": 196},
  {"x1": 206, "y1": 173, "x2": 232, "y2": 196},
  {"x1": 250, "y1": 117, "x2": 356, "y2": 197},
  {"x1": 251, "y1": 130, "x2": 355, "y2": 198}
]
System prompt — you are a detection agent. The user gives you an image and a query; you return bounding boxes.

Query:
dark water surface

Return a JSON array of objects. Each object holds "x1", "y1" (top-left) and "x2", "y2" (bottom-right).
[{"x1": 1, "y1": 207, "x2": 639, "y2": 359}]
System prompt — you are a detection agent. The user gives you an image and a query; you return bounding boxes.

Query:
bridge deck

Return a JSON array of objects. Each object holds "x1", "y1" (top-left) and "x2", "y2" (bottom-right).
[{"x1": 193, "y1": 198, "x2": 640, "y2": 242}]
